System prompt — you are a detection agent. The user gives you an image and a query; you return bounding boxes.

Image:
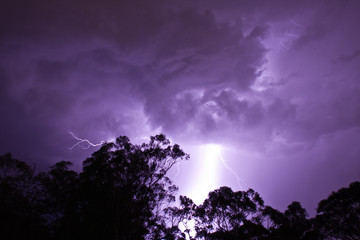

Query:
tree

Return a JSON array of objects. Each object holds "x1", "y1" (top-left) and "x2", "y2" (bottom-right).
[
  {"x1": 194, "y1": 186, "x2": 266, "y2": 239},
  {"x1": 0, "y1": 153, "x2": 48, "y2": 240},
  {"x1": 262, "y1": 206, "x2": 284, "y2": 230},
  {"x1": 37, "y1": 161, "x2": 79, "y2": 239},
  {"x1": 315, "y1": 181, "x2": 360, "y2": 240},
  {"x1": 3, "y1": 136, "x2": 359, "y2": 240},
  {"x1": 74, "y1": 134, "x2": 189, "y2": 240},
  {"x1": 267, "y1": 201, "x2": 309, "y2": 240},
  {"x1": 164, "y1": 195, "x2": 197, "y2": 240}
]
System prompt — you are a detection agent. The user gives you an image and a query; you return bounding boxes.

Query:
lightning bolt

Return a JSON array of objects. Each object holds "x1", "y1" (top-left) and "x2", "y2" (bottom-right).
[
  {"x1": 189, "y1": 144, "x2": 244, "y2": 205},
  {"x1": 217, "y1": 152, "x2": 243, "y2": 190},
  {"x1": 280, "y1": 40, "x2": 290, "y2": 50},
  {"x1": 173, "y1": 161, "x2": 181, "y2": 179},
  {"x1": 68, "y1": 132, "x2": 182, "y2": 181},
  {"x1": 203, "y1": 144, "x2": 243, "y2": 189},
  {"x1": 68, "y1": 131, "x2": 110, "y2": 149},
  {"x1": 290, "y1": 19, "x2": 302, "y2": 27},
  {"x1": 279, "y1": 19, "x2": 302, "y2": 50}
]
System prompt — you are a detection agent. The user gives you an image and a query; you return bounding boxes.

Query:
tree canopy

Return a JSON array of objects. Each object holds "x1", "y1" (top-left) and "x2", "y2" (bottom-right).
[{"x1": 1, "y1": 134, "x2": 359, "y2": 240}]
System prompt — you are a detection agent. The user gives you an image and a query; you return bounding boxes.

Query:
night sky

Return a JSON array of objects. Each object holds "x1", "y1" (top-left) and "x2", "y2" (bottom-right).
[{"x1": 1, "y1": 0, "x2": 360, "y2": 215}]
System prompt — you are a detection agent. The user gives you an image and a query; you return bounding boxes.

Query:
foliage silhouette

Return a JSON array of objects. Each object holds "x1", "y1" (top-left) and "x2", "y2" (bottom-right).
[
  {"x1": 194, "y1": 186, "x2": 265, "y2": 239},
  {"x1": 266, "y1": 201, "x2": 310, "y2": 240},
  {"x1": 164, "y1": 195, "x2": 197, "y2": 240},
  {"x1": 74, "y1": 134, "x2": 189, "y2": 240},
  {"x1": 37, "y1": 161, "x2": 80, "y2": 239},
  {"x1": 0, "y1": 153, "x2": 48, "y2": 240},
  {"x1": 314, "y1": 181, "x2": 360, "y2": 240},
  {"x1": 1, "y1": 135, "x2": 360, "y2": 240}
]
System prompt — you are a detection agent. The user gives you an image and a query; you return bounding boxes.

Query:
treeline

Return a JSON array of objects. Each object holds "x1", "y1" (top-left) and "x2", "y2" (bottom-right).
[{"x1": 0, "y1": 135, "x2": 359, "y2": 240}]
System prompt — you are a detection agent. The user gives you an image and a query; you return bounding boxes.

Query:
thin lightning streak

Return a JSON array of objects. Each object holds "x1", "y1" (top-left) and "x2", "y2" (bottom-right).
[
  {"x1": 279, "y1": 19, "x2": 302, "y2": 50},
  {"x1": 290, "y1": 19, "x2": 302, "y2": 27},
  {"x1": 173, "y1": 161, "x2": 181, "y2": 179},
  {"x1": 217, "y1": 150, "x2": 243, "y2": 190},
  {"x1": 68, "y1": 132, "x2": 180, "y2": 179},
  {"x1": 286, "y1": 33, "x2": 299, "y2": 39},
  {"x1": 280, "y1": 40, "x2": 290, "y2": 50},
  {"x1": 68, "y1": 131, "x2": 107, "y2": 149}
]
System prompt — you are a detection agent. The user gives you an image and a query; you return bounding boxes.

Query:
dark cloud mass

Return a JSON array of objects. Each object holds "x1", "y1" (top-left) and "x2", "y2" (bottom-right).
[{"x1": 1, "y1": 0, "x2": 360, "y2": 214}]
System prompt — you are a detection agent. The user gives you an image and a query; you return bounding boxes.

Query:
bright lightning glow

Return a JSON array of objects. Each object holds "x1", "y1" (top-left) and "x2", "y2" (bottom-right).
[
  {"x1": 68, "y1": 131, "x2": 114, "y2": 149},
  {"x1": 202, "y1": 144, "x2": 222, "y2": 184},
  {"x1": 189, "y1": 144, "x2": 221, "y2": 204},
  {"x1": 188, "y1": 144, "x2": 243, "y2": 205}
]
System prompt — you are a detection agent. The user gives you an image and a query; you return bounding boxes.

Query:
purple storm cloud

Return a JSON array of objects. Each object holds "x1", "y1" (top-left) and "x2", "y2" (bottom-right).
[{"x1": 1, "y1": 0, "x2": 360, "y2": 215}]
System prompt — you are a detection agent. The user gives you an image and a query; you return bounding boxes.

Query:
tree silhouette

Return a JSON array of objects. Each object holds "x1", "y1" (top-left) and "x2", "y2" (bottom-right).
[
  {"x1": 164, "y1": 195, "x2": 197, "y2": 240},
  {"x1": 1, "y1": 138, "x2": 359, "y2": 240},
  {"x1": 194, "y1": 186, "x2": 266, "y2": 239},
  {"x1": 75, "y1": 134, "x2": 189, "y2": 240},
  {"x1": 262, "y1": 206, "x2": 284, "y2": 230},
  {"x1": 0, "y1": 153, "x2": 48, "y2": 240},
  {"x1": 37, "y1": 161, "x2": 80, "y2": 239},
  {"x1": 267, "y1": 201, "x2": 310, "y2": 240},
  {"x1": 315, "y1": 181, "x2": 360, "y2": 240}
]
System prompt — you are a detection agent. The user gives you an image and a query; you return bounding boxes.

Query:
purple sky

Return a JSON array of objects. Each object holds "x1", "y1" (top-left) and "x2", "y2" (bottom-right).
[{"x1": 1, "y1": 0, "x2": 360, "y2": 215}]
